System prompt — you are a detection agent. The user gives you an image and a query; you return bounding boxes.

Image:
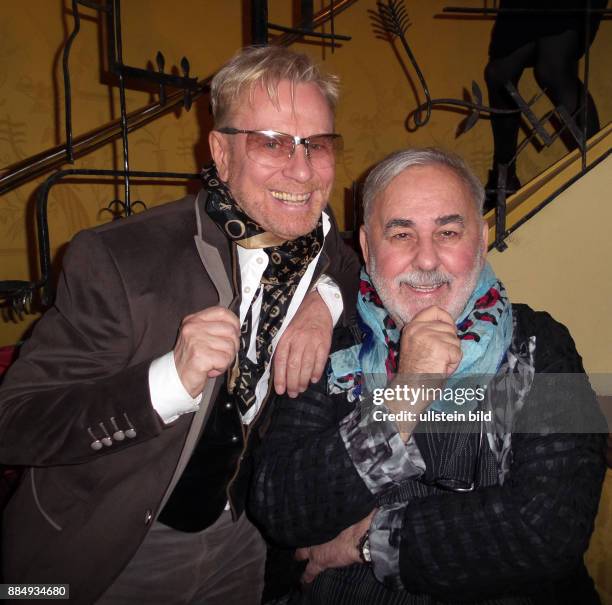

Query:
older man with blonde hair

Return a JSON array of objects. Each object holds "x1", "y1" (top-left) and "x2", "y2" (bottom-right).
[{"x1": 0, "y1": 46, "x2": 358, "y2": 604}]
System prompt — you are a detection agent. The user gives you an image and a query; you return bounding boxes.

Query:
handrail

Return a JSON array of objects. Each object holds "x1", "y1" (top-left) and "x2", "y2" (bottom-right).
[
  {"x1": 0, "y1": 0, "x2": 358, "y2": 196},
  {"x1": 485, "y1": 123, "x2": 612, "y2": 243}
]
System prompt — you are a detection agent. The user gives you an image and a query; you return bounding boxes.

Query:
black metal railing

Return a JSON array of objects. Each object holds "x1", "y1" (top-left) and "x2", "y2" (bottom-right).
[
  {"x1": 0, "y1": 0, "x2": 358, "y2": 318},
  {"x1": 374, "y1": 0, "x2": 611, "y2": 251},
  {"x1": 0, "y1": 0, "x2": 358, "y2": 197}
]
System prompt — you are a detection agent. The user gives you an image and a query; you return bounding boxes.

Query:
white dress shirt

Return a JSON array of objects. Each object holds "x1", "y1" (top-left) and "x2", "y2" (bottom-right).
[{"x1": 148, "y1": 211, "x2": 343, "y2": 425}]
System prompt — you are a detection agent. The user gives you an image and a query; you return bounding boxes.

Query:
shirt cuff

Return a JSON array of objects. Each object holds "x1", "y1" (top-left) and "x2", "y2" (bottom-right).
[
  {"x1": 338, "y1": 402, "x2": 425, "y2": 494},
  {"x1": 148, "y1": 352, "x2": 202, "y2": 424},
  {"x1": 313, "y1": 273, "x2": 343, "y2": 327},
  {"x1": 369, "y1": 503, "x2": 405, "y2": 589}
]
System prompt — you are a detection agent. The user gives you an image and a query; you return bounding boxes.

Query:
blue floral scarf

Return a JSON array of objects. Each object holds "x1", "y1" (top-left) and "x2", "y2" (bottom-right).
[{"x1": 328, "y1": 263, "x2": 512, "y2": 412}]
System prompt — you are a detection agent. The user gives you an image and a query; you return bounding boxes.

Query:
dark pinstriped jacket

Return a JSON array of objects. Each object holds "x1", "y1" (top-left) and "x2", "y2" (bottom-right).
[{"x1": 250, "y1": 304, "x2": 607, "y2": 604}]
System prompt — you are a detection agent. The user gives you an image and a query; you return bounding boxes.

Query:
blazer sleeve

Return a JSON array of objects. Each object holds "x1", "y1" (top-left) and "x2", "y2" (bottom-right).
[
  {"x1": 0, "y1": 229, "x2": 166, "y2": 467},
  {"x1": 390, "y1": 435, "x2": 605, "y2": 601},
  {"x1": 321, "y1": 207, "x2": 360, "y2": 326}
]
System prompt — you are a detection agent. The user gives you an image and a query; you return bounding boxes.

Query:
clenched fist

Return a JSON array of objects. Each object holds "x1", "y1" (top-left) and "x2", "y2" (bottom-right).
[
  {"x1": 173, "y1": 307, "x2": 240, "y2": 398},
  {"x1": 399, "y1": 306, "x2": 462, "y2": 378}
]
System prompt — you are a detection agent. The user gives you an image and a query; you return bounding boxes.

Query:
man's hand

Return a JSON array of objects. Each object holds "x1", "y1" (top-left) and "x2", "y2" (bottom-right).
[
  {"x1": 399, "y1": 306, "x2": 462, "y2": 377},
  {"x1": 174, "y1": 307, "x2": 240, "y2": 398},
  {"x1": 295, "y1": 510, "x2": 375, "y2": 584},
  {"x1": 387, "y1": 306, "x2": 462, "y2": 441},
  {"x1": 273, "y1": 290, "x2": 333, "y2": 398}
]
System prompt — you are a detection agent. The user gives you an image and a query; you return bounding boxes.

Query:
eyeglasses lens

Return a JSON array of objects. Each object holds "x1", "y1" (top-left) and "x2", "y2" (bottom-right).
[{"x1": 245, "y1": 132, "x2": 341, "y2": 168}]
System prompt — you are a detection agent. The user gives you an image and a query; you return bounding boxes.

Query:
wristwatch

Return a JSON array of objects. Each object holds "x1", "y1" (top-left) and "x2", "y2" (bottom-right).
[{"x1": 358, "y1": 530, "x2": 372, "y2": 565}]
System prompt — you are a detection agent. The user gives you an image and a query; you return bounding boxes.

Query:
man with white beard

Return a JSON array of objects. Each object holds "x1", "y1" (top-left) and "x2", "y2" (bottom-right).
[{"x1": 250, "y1": 148, "x2": 607, "y2": 604}]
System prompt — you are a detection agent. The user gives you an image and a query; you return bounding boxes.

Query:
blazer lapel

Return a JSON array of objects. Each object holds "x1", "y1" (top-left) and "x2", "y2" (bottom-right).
[
  {"x1": 193, "y1": 188, "x2": 234, "y2": 308},
  {"x1": 158, "y1": 189, "x2": 239, "y2": 514}
]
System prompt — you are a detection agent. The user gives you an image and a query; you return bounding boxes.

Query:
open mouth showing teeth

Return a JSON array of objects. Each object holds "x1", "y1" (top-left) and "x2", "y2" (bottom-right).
[
  {"x1": 405, "y1": 284, "x2": 445, "y2": 293},
  {"x1": 270, "y1": 190, "x2": 311, "y2": 203}
]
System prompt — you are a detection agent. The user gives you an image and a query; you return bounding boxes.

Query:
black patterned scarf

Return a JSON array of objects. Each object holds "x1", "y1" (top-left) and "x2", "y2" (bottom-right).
[{"x1": 202, "y1": 165, "x2": 324, "y2": 414}]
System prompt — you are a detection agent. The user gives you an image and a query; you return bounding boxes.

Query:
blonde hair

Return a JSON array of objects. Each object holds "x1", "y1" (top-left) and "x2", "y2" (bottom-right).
[{"x1": 210, "y1": 45, "x2": 340, "y2": 128}]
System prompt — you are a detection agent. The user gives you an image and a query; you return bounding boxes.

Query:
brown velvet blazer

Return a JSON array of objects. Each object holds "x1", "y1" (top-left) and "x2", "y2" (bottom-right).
[{"x1": 0, "y1": 189, "x2": 359, "y2": 604}]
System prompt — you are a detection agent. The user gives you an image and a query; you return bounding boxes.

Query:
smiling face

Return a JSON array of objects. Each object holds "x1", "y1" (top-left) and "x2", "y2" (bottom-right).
[
  {"x1": 360, "y1": 164, "x2": 488, "y2": 327},
  {"x1": 209, "y1": 80, "x2": 335, "y2": 241}
]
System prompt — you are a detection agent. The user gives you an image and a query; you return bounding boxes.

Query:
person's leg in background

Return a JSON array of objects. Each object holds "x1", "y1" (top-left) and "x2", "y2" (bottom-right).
[
  {"x1": 534, "y1": 29, "x2": 600, "y2": 147},
  {"x1": 484, "y1": 41, "x2": 535, "y2": 210}
]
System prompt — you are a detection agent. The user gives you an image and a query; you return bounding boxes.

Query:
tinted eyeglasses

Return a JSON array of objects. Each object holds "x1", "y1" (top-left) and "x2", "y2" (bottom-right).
[{"x1": 216, "y1": 127, "x2": 343, "y2": 168}]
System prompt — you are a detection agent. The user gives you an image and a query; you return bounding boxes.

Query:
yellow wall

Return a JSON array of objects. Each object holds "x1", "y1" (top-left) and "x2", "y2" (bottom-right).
[
  {"x1": 589, "y1": 471, "x2": 612, "y2": 605},
  {"x1": 488, "y1": 154, "x2": 612, "y2": 603},
  {"x1": 1, "y1": 0, "x2": 611, "y2": 344},
  {"x1": 489, "y1": 155, "x2": 612, "y2": 376}
]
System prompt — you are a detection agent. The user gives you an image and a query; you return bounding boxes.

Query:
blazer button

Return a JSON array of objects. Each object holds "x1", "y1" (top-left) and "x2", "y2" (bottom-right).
[
  {"x1": 231, "y1": 435, "x2": 239, "y2": 443},
  {"x1": 144, "y1": 510, "x2": 153, "y2": 525}
]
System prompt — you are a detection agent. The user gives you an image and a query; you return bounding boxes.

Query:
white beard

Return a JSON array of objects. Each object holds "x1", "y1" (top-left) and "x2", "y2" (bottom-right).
[{"x1": 368, "y1": 247, "x2": 484, "y2": 328}]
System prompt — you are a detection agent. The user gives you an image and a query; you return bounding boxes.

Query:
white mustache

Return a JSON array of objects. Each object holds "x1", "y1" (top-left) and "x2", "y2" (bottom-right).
[{"x1": 395, "y1": 270, "x2": 453, "y2": 288}]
